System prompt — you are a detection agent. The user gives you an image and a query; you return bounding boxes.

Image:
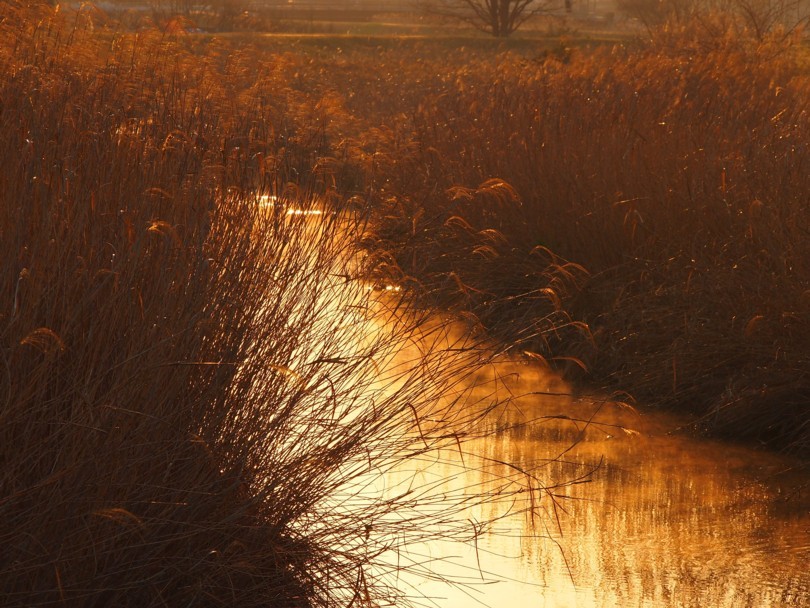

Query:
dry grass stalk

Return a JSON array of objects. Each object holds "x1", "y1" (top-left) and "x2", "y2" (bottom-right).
[
  {"x1": 353, "y1": 23, "x2": 810, "y2": 454},
  {"x1": 1, "y1": 6, "x2": 576, "y2": 606}
]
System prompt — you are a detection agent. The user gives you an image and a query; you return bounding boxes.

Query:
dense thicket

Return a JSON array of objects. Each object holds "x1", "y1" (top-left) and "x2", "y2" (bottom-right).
[
  {"x1": 0, "y1": 4, "x2": 545, "y2": 606},
  {"x1": 302, "y1": 26, "x2": 810, "y2": 454}
]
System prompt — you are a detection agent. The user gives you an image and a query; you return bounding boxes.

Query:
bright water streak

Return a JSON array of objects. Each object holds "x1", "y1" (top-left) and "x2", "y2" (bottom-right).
[
  {"x1": 383, "y1": 360, "x2": 810, "y2": 607},
  {"x1": 276, "y1": 199, "x2": 810, "y2": 608}
]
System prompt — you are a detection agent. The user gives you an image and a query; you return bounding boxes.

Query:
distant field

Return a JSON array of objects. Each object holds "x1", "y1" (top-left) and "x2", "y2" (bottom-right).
[
  {"x1": 195, "y1": 19, "x2": 634, "y2": 59},
  {"x1": 105, "y1": 0, "x2": 635, "y2": 48}
]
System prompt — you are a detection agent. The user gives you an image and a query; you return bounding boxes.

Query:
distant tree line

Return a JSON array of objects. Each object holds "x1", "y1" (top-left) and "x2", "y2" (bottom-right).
[{"x1": 617, "y1": 0, "x2": 810, "y2": 38}]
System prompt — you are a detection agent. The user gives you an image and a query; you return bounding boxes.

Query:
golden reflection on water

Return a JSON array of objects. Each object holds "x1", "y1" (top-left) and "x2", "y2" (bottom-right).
[
  {"x1": 384, "y1": 358, "x2": 810, "y2": 607},
  {"x1": 258, "y1": 193, "x2": 326, "y2": 216},
  {"x1": 266, "y1": 202, "x2": 809, "y2": 607}
]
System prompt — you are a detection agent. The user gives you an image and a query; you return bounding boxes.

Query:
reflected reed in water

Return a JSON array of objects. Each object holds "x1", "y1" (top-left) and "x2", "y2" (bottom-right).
[{"x1": 381, "y1": 357, "x2": 810, "y2": 607}]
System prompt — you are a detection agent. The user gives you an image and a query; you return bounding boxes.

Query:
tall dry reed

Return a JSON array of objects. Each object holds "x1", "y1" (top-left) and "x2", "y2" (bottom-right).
[
  {"x1": 1, "y1": 5, "x2": 572, "y2": 606},
  {"x1": 343, "y1": 25, "x2": 810, "y2": 454}
]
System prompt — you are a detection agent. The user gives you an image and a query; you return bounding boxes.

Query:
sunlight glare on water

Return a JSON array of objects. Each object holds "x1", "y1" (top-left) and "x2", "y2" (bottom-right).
[
  {"x1": 266, "y1": 203, "x2": 809, "y2": 608},
  {"x1": 258, "y1": 193, "x2": 326, "y2": 216},
  {"x1": 380, "y1": 357, "x2": 810, "y2": 607}
]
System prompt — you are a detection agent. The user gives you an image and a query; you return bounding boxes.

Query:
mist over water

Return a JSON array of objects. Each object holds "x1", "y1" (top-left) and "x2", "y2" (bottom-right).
[
  {"x1": 383, "y1": 358, "x2": 810, "y2": 607},
  {"x1": 283, "y1": 202, "x2": 809, "y2": 608}
]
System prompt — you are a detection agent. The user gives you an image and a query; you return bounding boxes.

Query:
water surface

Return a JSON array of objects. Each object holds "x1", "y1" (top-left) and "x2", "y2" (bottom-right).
[
  {"x1": 278, "y1": 201, "x2": 809, "y2": 608},
  {"x1": 387, "y1": 358, "x2": 809, "y2": 607}
]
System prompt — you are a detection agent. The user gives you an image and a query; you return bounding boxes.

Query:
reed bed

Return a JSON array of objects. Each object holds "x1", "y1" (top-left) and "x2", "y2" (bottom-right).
[
  {"x1": 167, "y1": 23, "x2": 810, "y2": 454},
  {"x1": 0, "y1": 5, "x2": 576, "y2": 606},
  {"x1": 354, "y1": 25, "x2": 810, "y2": 454},
  {"x1": 4, "y1": 4, "x2": 808, "y2": 603}
]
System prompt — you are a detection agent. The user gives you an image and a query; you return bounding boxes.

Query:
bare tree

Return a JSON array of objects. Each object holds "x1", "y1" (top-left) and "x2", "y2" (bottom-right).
[
  {"x1": 421, "y1": 0, "x2": 558, "y2": 37},
  {"x1": 617, "y1": 0, "x2": 810, "y2": 37},
  {"x1": 735, "y1": 0, "x2": 810, "y2": 39}
]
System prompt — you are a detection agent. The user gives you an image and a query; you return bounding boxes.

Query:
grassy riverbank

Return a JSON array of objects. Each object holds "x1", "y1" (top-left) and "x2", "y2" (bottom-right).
[
  {"x1": 0, "y1": 4, "x2": 553, "y2": 605},
  {"x1": 3, "y1": 2, "x2": 808, "y2": 603},
  {"x1": 357, "y1": 26, "x2": 810, "y2": 456}
]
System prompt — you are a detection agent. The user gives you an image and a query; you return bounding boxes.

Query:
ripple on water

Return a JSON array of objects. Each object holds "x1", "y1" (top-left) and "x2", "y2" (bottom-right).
[{"x1": 384, "y1": 354, "x2": 810, "y2": 607}]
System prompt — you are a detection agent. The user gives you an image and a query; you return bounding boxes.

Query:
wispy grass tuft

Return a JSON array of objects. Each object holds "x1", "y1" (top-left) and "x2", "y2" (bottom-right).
[
  {"x1": 347, "y1": 22, "x2": 810, "y2": 454},
  {"x1": 0, "y1": 6, "x2": 574, "y2": 606}
]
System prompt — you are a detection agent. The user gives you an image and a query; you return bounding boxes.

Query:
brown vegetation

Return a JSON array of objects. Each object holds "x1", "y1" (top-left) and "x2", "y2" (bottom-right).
[
  {"x1": 234, "y1": 19, "x2": 808, "y2": 455},
  {"x1": 0, "y1": 4, "x2": 568, "y2": 606},
  {"x1": 3, "y1": 2, "x2": 809, "y2": 604},
  {"x1": 354, "y1": 25, "x2": 810, "y2": 455}
]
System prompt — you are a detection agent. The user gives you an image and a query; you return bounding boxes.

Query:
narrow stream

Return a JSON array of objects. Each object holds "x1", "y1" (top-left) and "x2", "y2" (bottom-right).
[
  {"x1": 273, "y1": 199, "x2": 810, "y2": 607},
  {"x1": 387, "y1": 357, "x2": 810, "y2": 607}
]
